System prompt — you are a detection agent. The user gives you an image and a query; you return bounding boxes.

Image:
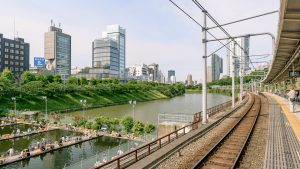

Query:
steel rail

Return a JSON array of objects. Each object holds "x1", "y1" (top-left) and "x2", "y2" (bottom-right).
[{"x1": 192, "y1": 93, "x2": 261, "y2": 168}]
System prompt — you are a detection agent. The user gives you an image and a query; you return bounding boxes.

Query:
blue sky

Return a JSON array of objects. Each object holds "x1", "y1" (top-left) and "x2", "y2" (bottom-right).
[{"x1": 0, "y1": 0, "x2": 279, "y2": 81}]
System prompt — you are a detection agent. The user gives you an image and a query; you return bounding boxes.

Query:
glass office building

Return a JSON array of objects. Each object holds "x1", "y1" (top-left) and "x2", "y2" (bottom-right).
[
  {"x1": 92, "y1": 37, "x2": 119, "y2": 78},
  {"x1": 44, "y1": 26, "x2": 71, "y2": 80},
  {"x1": 102, "y1": 25, "x2": 126, "y2": 80}
]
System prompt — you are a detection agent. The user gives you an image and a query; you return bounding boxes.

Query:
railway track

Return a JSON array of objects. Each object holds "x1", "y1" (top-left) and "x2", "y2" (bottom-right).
[{"x1": 192, "y1": 93, "x2": 261, "y2": 169}]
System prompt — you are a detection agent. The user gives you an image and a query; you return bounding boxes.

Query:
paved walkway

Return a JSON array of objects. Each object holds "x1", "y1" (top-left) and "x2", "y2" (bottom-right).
[{"x1": 264, "y1": 93, "x2": 300, "y2": 169}]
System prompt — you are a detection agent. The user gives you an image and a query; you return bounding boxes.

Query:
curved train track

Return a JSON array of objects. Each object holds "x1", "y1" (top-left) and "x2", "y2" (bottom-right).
[{"x1": 192, "y1": 93, "x2": 261, "y2": 169}]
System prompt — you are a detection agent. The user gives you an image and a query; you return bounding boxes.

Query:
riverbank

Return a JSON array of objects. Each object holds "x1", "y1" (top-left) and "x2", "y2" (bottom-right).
[{"x1": 0, "y1": 90, "x2": 168, "y2": 114}]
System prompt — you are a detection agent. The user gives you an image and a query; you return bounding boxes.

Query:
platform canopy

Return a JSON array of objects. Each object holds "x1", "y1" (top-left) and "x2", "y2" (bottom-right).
[{"x1": 263, "y1": 0, "x2": 300, "y2": 83}]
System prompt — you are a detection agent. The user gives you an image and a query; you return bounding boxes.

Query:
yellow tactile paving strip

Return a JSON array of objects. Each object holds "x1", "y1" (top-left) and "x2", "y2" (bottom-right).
[{"x1": 268, "y1": 93, "x2": 300, "y2": 142}]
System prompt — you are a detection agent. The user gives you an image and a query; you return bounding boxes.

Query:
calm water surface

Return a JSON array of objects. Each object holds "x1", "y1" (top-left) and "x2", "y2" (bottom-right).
[
  {"x1": 0, "y1": 124, "x2": 31, "y2": 135},
  {"x1": 62, "y1": 93, "x2": 230, "y2": 124}
]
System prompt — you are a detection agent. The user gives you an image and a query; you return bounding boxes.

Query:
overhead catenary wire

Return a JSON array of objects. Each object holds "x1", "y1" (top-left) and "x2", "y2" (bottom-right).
[
  {"x1": 169, "y1": 0, "x2": 238, "y2": 57},
  {"x1": 207, "y1": 10, "x2": 278, "y2": 30},
  {"x1": 192, "y1": 0, "x2": 255, "y2": 69}
]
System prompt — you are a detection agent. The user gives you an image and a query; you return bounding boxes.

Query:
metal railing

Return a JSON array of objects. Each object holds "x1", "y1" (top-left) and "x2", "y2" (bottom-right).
[{"x1": 93, "y1": 98, "x2": 239, "y2": 169}]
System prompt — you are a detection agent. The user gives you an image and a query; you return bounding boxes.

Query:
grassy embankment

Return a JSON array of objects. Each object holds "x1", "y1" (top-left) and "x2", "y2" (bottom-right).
[{"x1": 0, "y1": 90, "x2": 167, "y2": 113}]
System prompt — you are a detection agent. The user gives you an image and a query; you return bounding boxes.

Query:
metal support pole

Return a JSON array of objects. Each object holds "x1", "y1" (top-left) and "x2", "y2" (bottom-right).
[
  {"x1": 239, "y1": 46, "x2": 244, "y2": 102},
  {"x1": 232, "y1": 44, "x2": 236, "y2": 108},
  {"x1": 45, "y1": 98, "x2": 48, "y2": 121},
  {"x1": 201, "y1": 11, "x2": 207, "y2": 124}
]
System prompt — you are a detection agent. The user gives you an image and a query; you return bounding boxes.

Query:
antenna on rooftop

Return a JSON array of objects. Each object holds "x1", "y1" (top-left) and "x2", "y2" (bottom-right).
[
  {"x1": 59, "y1": 22, "x2": 61, "y2": 28},
  {"x1": 51, "y1": 19, "x2": 53, "y2": 26},
  {"x1": 13, "y1": 17, "x2": 15, "y2": 39}
]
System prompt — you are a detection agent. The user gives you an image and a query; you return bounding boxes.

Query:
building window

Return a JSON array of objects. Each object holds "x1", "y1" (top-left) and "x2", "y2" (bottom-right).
[
  {"x1": 20, "y1": 57, "x2": 24, "y2": 60},
  {"x1": 5, "y1": 48, "x2": 9, "y2": 52},
  {"x1": 20, "y1": 68, "x2": 23, "y2": 71},
  {"x1": 20, "y1": 62, "x2": 23, "y2": 66},
  {"x1": 4, "y1": 67, "x2": 9, "y2": 70},
  {"x1": 10, "y1": 67, "x2": 13, "y2": 71},
  {"x1": 10, "y1": 55, "x2": 14, "y2": 59},
  {"x1": 15, "y1": 50, "x2": 19, "y2": 54},
  {"x1": 20, "y1": 45, "x2": 24, "y2": 49},
  {"x1": 0, "y1": 58, "x2": 1, "y2": 62},
  {"x1": 15, "y1": 68, "x2": 19, "y2": 71},
  {"x1": 0, "y1": 51, "x2": 1, "y2": 55},
  {"x1": 5, "y1": 42, "x2": 9, "y2": 46},
  {"x1": 15, "y1": 56, "x2": 19, "y2": 60},
  {"x1": 20, "y1": 51, "x2": 24, "y2": 55},
  {"x1": 10, "y1": 49, "x2": 14, "y2": 53},
  {"x1": 4, "y1": 54, "x2": 9, "y2": 58},
  {"x1": 4, "y1": 61, "x2": 8, "y2": 65},
  {"x1": 15, "y1": 62, "x2": 19, "y2": 65},
  {"x1": 10, "y1": 61, "x2": 14, "y2": 65},
  {"x1": 15, "y1": 44, "x2": 19, "y2": 48},
  {"x1": 10, "y1": 43, "x2": 14, "y2": 48}
]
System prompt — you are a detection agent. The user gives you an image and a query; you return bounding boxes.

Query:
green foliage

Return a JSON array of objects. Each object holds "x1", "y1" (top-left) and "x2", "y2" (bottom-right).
[
  {"x1": 72, "y1": 115, "x2": 87, "y2": 127},
  {"x1": 46, "y1": 75, "x2": 54, "y2": 83},
  {"x1": 80, "y1": 77, "x2": 88, "y2": 85},
  {"x1": 22, "y1": 81, "x2": 45, "y2": 96},
  {"x1": 144, "y1": 124, "x2": 156, "y2": 134},
  {"x1": 67, "y1": 76, "x2": 78, "y2": 85},
  {"x1": 91, "y1": 122, "x2": 99, "y2": 130},
  {"x1": 85, "y1": 121, "x2": 93, "y2": 129},
  {"x1": 121, "y1": 116, "x2": 134, "y2": 133},
  {"x1": 94, "y1": 116, "x2": 120, "y2": 131},
  {"x1": 54, "y1": 74, "x2": 62, "y2": 83},
  {"x1": 132, "y1": 121, "x2": 145, "y2": 136},
  {"x1": 1, "y1": 70, "x2": 15, "y2": 82},
  {"x1": 22, "y1": 71, "x2": 36, "y2": 83},
  {"x1": 35, "y1": 74, "x2": 47, "y2": 84}
]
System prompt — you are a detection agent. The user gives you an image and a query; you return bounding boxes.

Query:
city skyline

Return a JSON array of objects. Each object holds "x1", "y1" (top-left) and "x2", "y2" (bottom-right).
[{"x1": 0, "y1": 0, "x2": 279, "y2": 81}]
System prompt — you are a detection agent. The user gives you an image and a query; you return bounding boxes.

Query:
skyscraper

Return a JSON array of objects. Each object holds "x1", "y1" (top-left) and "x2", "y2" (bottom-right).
[
  {"x1": 102, "y1": 25, "x2": 126, "y2": 80},
  {"x1": 207, "y1": 66, "x2": 212, "y2": 82},
  {"x1": 91, "y1": 37, "x2": 120, "y2": 78},
  {"x1": 212, "y1": 54, "x2": 223, "y2": 81},
  {"x1": 168, "y1": 70, "x2": 175, "y2": 84},
  {"x1": 187, "y1": 74, "x2": 193, "y2": 85},
  {"x1": 0, "y1": 33, "x2": 30, "y2": 78},
  {"x1": 45, "y1": 24, "x2": 71, "y2": 80},
  {"x1": 227, "y1": 37, "x2": 249, "y2": 77},
  {"x1": 148, "y1": 63, "x2": 159, "y2": 82}
]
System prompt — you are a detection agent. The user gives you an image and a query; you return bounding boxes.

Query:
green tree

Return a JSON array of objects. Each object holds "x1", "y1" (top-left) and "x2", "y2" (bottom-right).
[
  {"x1": 46, "y1": 74, "x2": 54, "y2": 83},
  {"x1": 132, "y1": 121, "x2": 145, "y2": 136},
  {"x1": 144, "y1": 124, "x2": 156, "y2": 134},
  {"x1": 80, "y1": 77, "x2": 88, "y2": 85},
  {"x1": 121, "y1": 116, "x2": 134, "y2": 133},
  {"x1": 67, "y1": 76, "x2": 78, "y2": 85},
  {"x1": 54, "y1": 74, "x2": 62, "y2": 83},
  {"x1": 22, "y1": 81, "x2": 45, "y2": 96},
  {"x1": 91, "y1": 122, "x2": 99, "y2": 130},
  {"x1": 36, "y1": 73, "x2": 47, "y2": 84},
  {"x1": 1, "y1": 70, "x2": 15, "y2": 82},
  {"x1": 85, "y1": 121, "x2": 93, "y2": 129},
  {"x1": 22, "y1": 71, "x2": 36, "y2": 83}
]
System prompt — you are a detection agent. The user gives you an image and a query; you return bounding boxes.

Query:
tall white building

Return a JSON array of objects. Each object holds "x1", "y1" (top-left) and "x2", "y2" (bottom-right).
[
  {"x1": 187, "y1": 74, "x2": 193, "y2": 85},
  {"x1": 127, "y1": 64, "x2": 148, "y2": 81},
  {"x1": 207, "y1": 66, "x2": 212, "y2": 82},
  {"x1": 102, "y1": 25, "x2": 126, "y2": 80},
  {"x1": 227, "y1": 37, "x2": 250, "y2": 77}
]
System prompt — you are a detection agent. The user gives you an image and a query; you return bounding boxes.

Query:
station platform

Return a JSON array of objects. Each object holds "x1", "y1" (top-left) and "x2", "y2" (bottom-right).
[{"x1": 263, "y1": 92, "x2": 300, "y2": 169}]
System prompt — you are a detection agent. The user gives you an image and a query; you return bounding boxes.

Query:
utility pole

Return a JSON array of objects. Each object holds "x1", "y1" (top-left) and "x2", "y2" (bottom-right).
[
  {"x1": 232, "y1": 43, "x2": 236, "y2": 108},
  {"x1": 201, "y1": 10, "x2": 207, "y2": 124}
]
